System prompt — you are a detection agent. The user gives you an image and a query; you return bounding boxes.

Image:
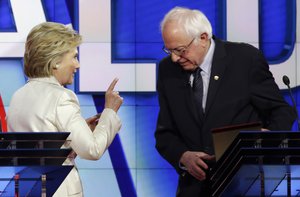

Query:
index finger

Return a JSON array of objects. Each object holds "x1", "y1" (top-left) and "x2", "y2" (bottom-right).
[
  {"x1": 202, "y1": 154, "x2": 215, "y2": 161},
  {"x1": 107, "y1": 78, "x2": 119, "y2": 92}
]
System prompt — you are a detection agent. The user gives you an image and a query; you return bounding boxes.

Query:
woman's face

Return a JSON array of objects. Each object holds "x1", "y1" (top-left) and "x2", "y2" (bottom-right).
[{"x1": 53, "y1": 48, "x2": 79, "y2": 85}]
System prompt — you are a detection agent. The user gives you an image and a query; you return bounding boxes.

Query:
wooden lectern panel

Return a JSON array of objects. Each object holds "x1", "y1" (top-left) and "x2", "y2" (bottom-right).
[{"x1": 211, "y1": 122, "x2": 262, "y2": 161}]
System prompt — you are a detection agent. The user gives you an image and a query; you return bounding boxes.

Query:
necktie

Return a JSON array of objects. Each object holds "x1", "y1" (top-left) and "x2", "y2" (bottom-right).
[{"x1": 193, "y1": 68, "x2": 204, "y2": 116}]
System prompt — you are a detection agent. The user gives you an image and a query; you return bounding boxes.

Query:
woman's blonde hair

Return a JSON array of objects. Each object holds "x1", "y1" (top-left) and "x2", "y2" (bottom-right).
[{"x1": 24, "y1": 22, "x2": 82, "y2": 78}]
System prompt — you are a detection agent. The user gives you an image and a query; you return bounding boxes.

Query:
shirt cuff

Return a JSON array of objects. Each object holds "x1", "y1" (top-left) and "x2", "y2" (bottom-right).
[{"x1": 178, "y1": 162, "x2": 187, "y2": 171}]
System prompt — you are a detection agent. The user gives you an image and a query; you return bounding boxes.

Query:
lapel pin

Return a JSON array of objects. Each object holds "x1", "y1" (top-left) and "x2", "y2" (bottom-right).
[{"x1": 214, "y1": 75, "x2": 219, "y2": 80}]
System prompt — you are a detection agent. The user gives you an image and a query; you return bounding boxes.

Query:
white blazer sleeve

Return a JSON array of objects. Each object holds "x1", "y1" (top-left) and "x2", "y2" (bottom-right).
[{"x1": 56, "y1": 91, "x2": 121, "y2": 160}]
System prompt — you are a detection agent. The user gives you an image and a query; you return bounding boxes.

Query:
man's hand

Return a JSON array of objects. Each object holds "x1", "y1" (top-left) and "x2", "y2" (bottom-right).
[
  {"x1": 105, "y1": 78, "x2": 123, "y2": 113},
  {"x1": 179, "y1": 151, "x2": 215, "y2": 181}
]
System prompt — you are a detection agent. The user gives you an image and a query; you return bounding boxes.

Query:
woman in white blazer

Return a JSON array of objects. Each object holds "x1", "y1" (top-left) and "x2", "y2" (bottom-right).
[{"x1": 7, "y1": 22, "x2": 123, "y2": 197}]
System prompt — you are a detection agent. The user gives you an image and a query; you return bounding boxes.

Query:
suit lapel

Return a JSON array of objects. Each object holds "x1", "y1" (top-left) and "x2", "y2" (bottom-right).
[{"x1": 205, "y1": 38, "x2": 229, "y2": 115}]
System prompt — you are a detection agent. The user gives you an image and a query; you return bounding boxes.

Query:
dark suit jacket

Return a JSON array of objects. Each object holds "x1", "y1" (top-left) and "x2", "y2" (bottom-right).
[{"x1": 155, "y1": 37, "x2": 296, "y2": 176}]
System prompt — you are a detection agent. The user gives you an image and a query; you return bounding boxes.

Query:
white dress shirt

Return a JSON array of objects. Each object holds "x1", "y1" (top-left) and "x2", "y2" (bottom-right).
[
  {"x1": 190, "y1": 39, "x2": 215, "y2": 112},
  {"x1": 7, "y1": 76, "x2": 121, "y2": 196}
]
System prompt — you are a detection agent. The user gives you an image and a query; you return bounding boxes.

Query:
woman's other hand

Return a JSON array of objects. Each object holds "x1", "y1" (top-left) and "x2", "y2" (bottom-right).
[{"x1": 86, "y1": 113, "x2": 101, "y2": 131}]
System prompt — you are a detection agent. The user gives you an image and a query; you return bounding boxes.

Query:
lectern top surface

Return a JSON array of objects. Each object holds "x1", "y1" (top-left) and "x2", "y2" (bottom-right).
[{"x1": 0, "y1": 132, "x2": 70, "y2": 141}]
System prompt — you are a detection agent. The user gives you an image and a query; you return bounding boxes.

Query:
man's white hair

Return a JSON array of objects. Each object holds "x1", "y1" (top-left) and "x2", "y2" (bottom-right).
[{"x1": 160, "y1": 7, "x2": 212, "y2": 39}]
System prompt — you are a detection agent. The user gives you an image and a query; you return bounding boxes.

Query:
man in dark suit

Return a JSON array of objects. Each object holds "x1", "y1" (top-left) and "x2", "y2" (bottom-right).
[{"x1": 155, "y1": 7, "x2": 296, "y2": 197}]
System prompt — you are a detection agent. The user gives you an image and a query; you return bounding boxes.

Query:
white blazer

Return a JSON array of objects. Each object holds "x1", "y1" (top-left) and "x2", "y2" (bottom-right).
[{"x1": 7, "y1": 77, "x2": 121, "y2": 197}]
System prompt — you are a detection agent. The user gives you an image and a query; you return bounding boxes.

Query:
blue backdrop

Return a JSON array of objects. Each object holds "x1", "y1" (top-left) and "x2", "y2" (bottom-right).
[{"x1": 0, "y1": 0, "x2": 298, "y2": 196}]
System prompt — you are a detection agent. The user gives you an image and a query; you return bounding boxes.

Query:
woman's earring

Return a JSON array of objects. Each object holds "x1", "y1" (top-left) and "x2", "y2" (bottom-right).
[{"x1": 54, "y1": 64, "x2": 60, "y2": 69}]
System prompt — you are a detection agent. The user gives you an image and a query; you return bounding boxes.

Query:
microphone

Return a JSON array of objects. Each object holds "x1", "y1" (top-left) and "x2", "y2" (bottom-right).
[{"x1": 282, "y1": 75, "x2": 300, "y2": 131}]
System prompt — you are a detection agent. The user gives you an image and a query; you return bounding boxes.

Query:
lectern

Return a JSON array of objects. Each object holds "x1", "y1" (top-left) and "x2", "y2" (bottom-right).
[
  {"x1": 0, "y1": 132, "x2": 73, "y2": 196},
  {"x1": 210, "y1": 130, "x2": 300, "y2": 196}
]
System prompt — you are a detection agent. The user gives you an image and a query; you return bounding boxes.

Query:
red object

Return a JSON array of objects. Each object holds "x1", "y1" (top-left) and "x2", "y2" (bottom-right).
[
  {"x1": 14, "y1": 174, "x2": 20, "y2": 197},
  {"x1": 0, "y1": 95, "x2": 7, "y2": 132}
]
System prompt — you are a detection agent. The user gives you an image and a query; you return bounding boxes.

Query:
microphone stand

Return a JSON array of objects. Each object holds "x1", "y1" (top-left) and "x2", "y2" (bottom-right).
[{"x1": 283, "y1": 75, "x2": 300, "y2": 131}]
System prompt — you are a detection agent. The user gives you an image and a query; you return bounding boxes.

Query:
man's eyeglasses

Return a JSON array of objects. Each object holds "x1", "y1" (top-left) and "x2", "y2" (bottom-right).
[{"x1": 162, "y1": 37, "x2": 195, "y2": 56}]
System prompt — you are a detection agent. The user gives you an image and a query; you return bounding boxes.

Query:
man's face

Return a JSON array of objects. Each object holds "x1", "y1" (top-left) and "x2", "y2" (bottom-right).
[{"x1": 162, "y1": 21, "x2": 209, "y2": 71}]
